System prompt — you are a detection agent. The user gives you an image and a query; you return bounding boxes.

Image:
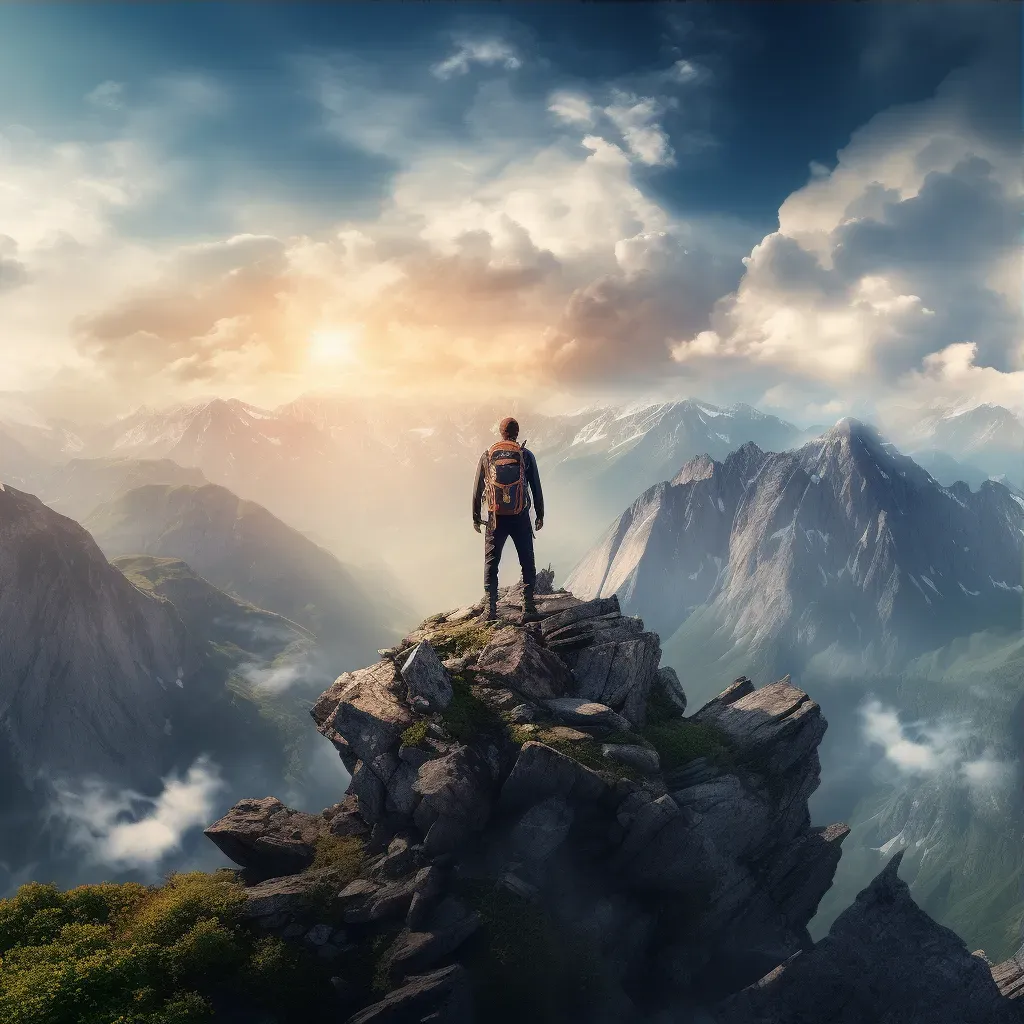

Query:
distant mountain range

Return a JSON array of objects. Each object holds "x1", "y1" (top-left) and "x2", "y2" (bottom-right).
[
  {"x1": 3, "y1": 393, "x2": 1021, "y2": 615},
  {"x1": 566, "y1": 418, "x2": 1024, "y2": 699},
  {"x1": 85, "y1": 481, "x2": 400, "y2": 668},
  {"x1": 898, "y1": 403, "x2": 1024, "y2": 489}
]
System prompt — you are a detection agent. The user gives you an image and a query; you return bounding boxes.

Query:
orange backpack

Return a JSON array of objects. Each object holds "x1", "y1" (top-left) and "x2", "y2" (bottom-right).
[{"x1": 486, "y1": 440, "x2": 527, "y2": 516}]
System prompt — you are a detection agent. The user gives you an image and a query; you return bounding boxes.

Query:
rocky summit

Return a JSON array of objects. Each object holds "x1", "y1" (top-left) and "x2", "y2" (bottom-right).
[{"x1": 202, "y1": 576, "x2": 1024, "y2": 1023}]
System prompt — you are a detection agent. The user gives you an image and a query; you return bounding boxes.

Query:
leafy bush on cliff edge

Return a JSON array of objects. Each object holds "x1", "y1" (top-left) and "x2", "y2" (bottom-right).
[{"x1": 0, "y1": 871, "x2": 333, "y2": 1024}]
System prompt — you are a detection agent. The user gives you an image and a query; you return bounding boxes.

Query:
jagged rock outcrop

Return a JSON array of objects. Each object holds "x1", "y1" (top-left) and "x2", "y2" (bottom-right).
[
  {"x1": 206, "y1": 583, "x2": 860, "y2": 1022},
  {"x1": 202, "y1": 583, "x2": 1023, "y2": 1023},
  {"x1": 712, "y1": 851, "x2": 1021, "y2": 1023}
]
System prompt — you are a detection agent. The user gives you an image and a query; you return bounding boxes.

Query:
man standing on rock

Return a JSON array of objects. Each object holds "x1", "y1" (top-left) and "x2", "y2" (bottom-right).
[{"x1": 472, "y1": 416, "x2": 544, "y2": 622}]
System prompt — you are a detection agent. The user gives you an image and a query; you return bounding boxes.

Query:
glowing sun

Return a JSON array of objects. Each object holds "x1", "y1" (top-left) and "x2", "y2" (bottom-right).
[{"x1": 308, "y1": 327, "x2": 360, "y2": 365}]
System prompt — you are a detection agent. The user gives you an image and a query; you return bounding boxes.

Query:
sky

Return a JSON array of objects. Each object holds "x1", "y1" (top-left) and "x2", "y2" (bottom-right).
[{"x1": 0, "y1": 2, "x2": 1020, "y2": 425}]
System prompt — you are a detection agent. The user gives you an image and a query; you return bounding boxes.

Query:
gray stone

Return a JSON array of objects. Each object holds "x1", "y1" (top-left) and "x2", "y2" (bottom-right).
[
  {"x1": 384, "y1": 761, "x2": 420, "y2": 818},
  {"x1": 383, "y1": 901, "x2": 482, "y2": 976},
  {"x1": 499, "y1": 873, "x2": 539, "y2": 901},
  {"x1": 690, "y1": 677, "x2": 755, "y2": 720},
  {"x1": 672, "y1": 774, "x2": 774, "y2": 863},
  {"x1": 602, "y1": 744, "x2": 661, "y2": 775},
  {"x1": 204, "y1": 797, "x2": 324, "y2": 877},
  {"x1": 991, "y1": 945, "x2": 1024, "y2": 1001},
  {"x1": 476, "y1": 626, "x2": 572, "y2": 701},
  {"x1": 312, "y1": 660, "x2": 415, "y2": 765},
  {"x1": 239, "y1": 873, "x2": 325, "y2": 921},
  {"x1": 545, "y1": 696, "x2": 630, "y2": 731},
  {"x1": 500, "y1": 741, "x2": 611, "y2": 811},
  {"x1": 339, "y1": 875, "x2": 420, "y2": 925},
  {"x1": 545, "y1": 615, "x2": 645, "y2": 652},
  {"x1": 407, "y1": 876, "x2": 444, "y2": 932},
  {"x1": 349, "y1": 760, "x2": 388, "y2": 824},
  {"x1": 344, "y1": 963, "x2": 474, "y2": 1024},
  {"x1": 511, "y1": 795, "x2": 575, "y2": 861},
  {"x1": 398, "y1": 744, "x2": 434, "y2": 769},
  {"x1": 566, "y1": 633, "x2": 661, "y2": 727},
  {"x1": 401, "y1": 642, "x2": 454, "y2": 711},
  {"x1": 373, "y1": 836, "x2": 416, "y2": 879},
  {"x1": 764, "y1": 822, "x2": 851, "y2": 931},
  {"x1": 423, "y1": 814, "x2": 472, "y2": 856},
  {"x1": 711, "y1": 852, "x2": 1020, "y2": 1024},
  {"x1": 539, "y1": 596, "x2": 621, "y2": 637},
  {"x1": 508, "y1": 703, "x2": 536, "y2": 723},
  {"x1": 413, "y1": 747, "x2": 492, "y2": 833},
  {"x1": 693, "y1": 679, "x2": 827, "y2": 778},
  {"x1": 656, "y1": 665, "x2": 688, "y2": 715}
]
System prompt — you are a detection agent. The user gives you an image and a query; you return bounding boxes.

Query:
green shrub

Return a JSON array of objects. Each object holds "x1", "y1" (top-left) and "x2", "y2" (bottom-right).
[
  {"x1": 400, "y1": 719, "x2": 430, "y2": 749},
  {"x1": 0, "y1": 871, "x2": 336, "y2": 1024},
  {"x1": 310, "y1": 835, "x2": 365, "y2": 885}
]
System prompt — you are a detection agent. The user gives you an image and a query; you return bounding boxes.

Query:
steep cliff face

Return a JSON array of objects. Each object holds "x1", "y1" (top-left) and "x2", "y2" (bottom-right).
[
  {"x1": 0, "y1": 484, "x2": 196, "y2": 785},
  {"x1": 567, "y1": 421, "x2": 1024, "y2": 686}
]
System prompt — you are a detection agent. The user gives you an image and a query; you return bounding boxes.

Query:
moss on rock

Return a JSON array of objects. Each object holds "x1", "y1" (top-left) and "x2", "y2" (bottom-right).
[{"x1": 642, "y1": 719, "x2": 733, "y2": 772}]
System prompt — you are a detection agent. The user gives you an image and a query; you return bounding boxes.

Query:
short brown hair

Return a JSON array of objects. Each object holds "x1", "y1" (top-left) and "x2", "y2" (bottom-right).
[{"x1": 499, "y1": 416, "x2": 519, "y2": 440}]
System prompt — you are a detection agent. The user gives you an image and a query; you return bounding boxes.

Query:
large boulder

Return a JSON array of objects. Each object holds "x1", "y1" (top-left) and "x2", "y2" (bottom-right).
[
  {"x1": 692, "y1": 678, "x2": 827, "y2": 777},
  {"x1": 656, "y1": 665, "x2": 688, "y2": 715},
  {"x1": 401, "y1": 641, "x2": 453, "y2": 711},
  {"x1": 204, "y1": 797, "x2": 324, "y2": 878},
  {"x1": 413, "y1": 746, "x2": 494, "y2": 853},
  {"x1": 711, "y1": 852, "x2": 1020, "y2": 1024},
  {"x1": 539, "y1": 596, "x2": 621, "y2": 638},
  {"x1": 545, "y1": 614, "x2": 645, "y2": 653},
  {"x1": 475, "y1": 626, "x2": 572, "y2": 701},
  {"x1": 500, "y1": 741, "x2": 612, "y2": 810},
  {"x1": 312, "y1": 660, "x2": 415, "y2": 764},
  {"x1": 562, "y1": 632, "x2": 662, "y2": 727},
  {"x1": 238, "y1": 872, "x2": 328, "y2": 924},
  {"x1": 546, "y1": 696, "x2": 631, "y2": 732}
]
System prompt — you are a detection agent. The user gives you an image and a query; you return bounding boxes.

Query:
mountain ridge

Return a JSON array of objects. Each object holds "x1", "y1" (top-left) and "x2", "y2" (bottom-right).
[{"x1": 566, "y1": 419, "x2": 1024, "y2": 689}]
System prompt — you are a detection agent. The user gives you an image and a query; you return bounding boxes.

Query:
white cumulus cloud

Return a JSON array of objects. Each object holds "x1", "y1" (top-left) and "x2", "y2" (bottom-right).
[{"x1": 49, "y1": 756, "x2": 226, "y2": 870}]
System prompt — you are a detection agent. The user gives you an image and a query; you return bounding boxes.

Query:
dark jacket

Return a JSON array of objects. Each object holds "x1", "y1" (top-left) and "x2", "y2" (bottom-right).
[{"x1": 473, "y1": 444, "x2": 544, "y2": 523}]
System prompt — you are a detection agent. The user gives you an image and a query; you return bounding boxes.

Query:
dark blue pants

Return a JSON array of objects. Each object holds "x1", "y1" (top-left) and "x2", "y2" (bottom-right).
[{"x1": 484, "y1": 510, "x2": 536, "y2": 593}]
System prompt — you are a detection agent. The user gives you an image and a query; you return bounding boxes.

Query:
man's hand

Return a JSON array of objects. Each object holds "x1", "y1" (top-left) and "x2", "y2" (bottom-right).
[
  {"x1": 474, "y1": 520, "x2": 482, "y2": 534},
  {"x1": 535, "y1": 516, "x2": 544, "y2": 532}
]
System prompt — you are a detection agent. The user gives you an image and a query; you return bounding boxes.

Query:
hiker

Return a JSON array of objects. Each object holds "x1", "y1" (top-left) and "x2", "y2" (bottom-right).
[{"x1": 472, "y1": 416, "x2": 544, "y2": 622}]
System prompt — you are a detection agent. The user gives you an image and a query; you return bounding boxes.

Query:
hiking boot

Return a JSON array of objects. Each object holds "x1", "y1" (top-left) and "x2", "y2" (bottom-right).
[
  {"x1": 521, "y1": 584, "x2": 541, "y2": 623},
  {"x1": 483, "y1": 591, "x2": 498, "y2": 622}
]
